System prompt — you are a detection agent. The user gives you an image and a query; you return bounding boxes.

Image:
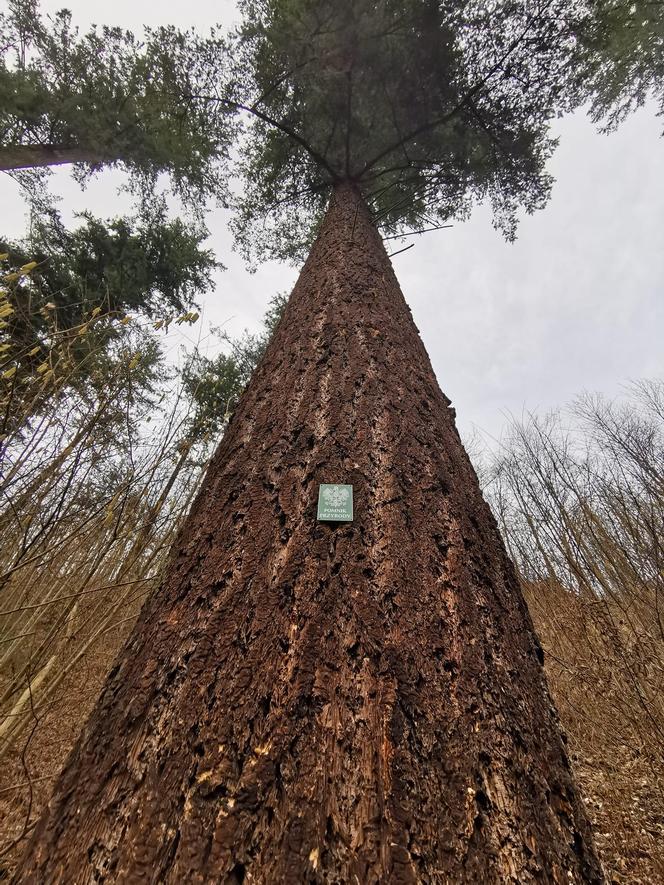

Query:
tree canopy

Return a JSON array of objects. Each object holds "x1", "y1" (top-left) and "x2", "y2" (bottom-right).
[
  {"x1": 3, "y1": 0, "x2": 662, "y2": 265},
  {"x1": 0, "y1": 207, "x2": 215, "y2": 432},
  {"x1": 0, "y1": 0, "x2": 234, "y2": 210},
  {"x1": 217, "y1": 0, "x2": 576, "y2": 261},
  {"x1": 1, "y1": 207, "x2": 218, "y2": 325},
  {"x1": 567, "y1": 0, "x2": 664, "y2": 132},
  {"x1": 1, "y1": 0, "x2": 227, "y2": 429}
]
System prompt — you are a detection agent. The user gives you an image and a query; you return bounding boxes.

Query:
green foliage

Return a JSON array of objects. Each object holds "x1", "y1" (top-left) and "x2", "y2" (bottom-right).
[
  {"x1": 182, "y1": 292, "x2": 287, "y2": 442},
  {"x1": 0, "y1": 207, "x2": 216, "y2": 421},
  {"x1": 1, "y1": 207, "x2": 218, "y2": 326},
  {"x1": 569, "y1": 1, "x2": 664, "y2": 131},
  {"x1": 0, "y1": 255, "x2": 168, "y2": 441},
  {"x1": 0, "y1": 0, "x2": 234, "y2": 211},
  {"x1": 4, "y1": 0, "x2": 661, "y2": 271},
  {"x1": 224, "y1": 0, "x2": 575, "y2": 261}
]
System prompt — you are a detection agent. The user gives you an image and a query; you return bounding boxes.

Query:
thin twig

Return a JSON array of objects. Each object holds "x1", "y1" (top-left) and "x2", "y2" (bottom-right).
[
  {"x1": 383, "y1": 224, "x2": 452, "y2": 240},
  {"x1": 386, "y1": 243, "x2": 414, "y2": 258}
]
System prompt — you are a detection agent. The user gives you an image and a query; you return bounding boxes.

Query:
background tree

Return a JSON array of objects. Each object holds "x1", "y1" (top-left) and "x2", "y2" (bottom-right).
[
  {"x1": 0, "y1": 211, "x2": 216, "y2": 431},
  {"x1": 1, "y1": 0, "x2": 232, "y2": 435},
  {"x1": 0, "y1": 0, "x2": 234, "y2": 212},
  {"x1": 182, "y1": 292, "x2": 287, "y2": 444},
  {"x1": 567, "y1": 0, "x2": 664, "y2": 132},
  {"x1": 1, "y1": 206, "x2": 217, "y2": 318}
]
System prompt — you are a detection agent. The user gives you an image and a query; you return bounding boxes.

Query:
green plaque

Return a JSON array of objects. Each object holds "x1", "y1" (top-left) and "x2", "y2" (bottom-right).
[{"x1": 317, "y1": 484, "x2": 353, "y2": 522}]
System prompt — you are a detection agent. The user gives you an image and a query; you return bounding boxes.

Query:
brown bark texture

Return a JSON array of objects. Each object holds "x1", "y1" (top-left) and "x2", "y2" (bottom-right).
[{"x1": 16, "y1": 183, "x2": 604, "y2": 883}]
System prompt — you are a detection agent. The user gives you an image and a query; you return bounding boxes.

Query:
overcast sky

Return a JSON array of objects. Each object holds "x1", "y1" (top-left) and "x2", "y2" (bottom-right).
[{"x1": 1, "y1": 0, "x2": 662, "y2": 447}]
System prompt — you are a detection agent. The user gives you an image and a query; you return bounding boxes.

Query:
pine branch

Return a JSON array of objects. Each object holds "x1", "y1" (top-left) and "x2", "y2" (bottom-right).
[{"x1": 187, "y1": 93, "x2": 338, "y2": 181}]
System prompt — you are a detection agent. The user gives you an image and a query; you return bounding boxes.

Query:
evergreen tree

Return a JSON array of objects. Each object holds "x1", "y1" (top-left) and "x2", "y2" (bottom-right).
[
  {"x1": 17, "y1": 2, "x2": 605, "y2": 881},
  {"x1": 0, "y1": 207, "x2": 216, "y2": 428},
  {"x1": 0, "y1": 0, "x2": 233, "y2": 209},
  {"x1": 2, "y1": 207, "x2": 217, "y2": 324},
  {"x1": 225, "y1": 0, "x2": 572, "y2": 260},
  {"x1": 568, "y1": 0, "x2": 664, "y2": 131}
]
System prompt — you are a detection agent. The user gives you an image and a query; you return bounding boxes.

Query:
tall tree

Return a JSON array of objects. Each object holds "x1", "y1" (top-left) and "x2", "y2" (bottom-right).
[
  {"x1": 17, "y1": 2, "x2": 604, "y2": 881},
  {"x1": 226, "y1": 0, "x2": 572, "y2": 260}
]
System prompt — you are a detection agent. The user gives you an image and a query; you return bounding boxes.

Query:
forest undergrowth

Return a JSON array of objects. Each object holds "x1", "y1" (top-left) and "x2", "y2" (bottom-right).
[{"x1": 0, "y1": 278, "x2": 661, "y2": 883}]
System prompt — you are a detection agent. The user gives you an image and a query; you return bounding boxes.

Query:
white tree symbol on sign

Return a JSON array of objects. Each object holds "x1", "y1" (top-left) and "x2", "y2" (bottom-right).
[{"x1": 322, "y1": 486, "x2": 350, "y2": 507}]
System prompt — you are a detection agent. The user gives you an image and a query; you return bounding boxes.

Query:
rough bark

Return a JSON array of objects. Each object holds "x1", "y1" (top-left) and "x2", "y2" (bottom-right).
[
  {"x1": 16, "y1": 183, "x2": 604, "y2": 883},
  {"x1": 0, "y1": 144, "x2": 108, "y2": 171}
]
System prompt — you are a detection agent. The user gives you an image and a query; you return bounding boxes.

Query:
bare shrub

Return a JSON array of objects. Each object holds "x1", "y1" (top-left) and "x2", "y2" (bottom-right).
[
  {"x1": 484, "y1": 381, "x2": 664, "y2": 882},
  {"x1": 0, "y1": 266, "x2": 210, "y2": 868}
]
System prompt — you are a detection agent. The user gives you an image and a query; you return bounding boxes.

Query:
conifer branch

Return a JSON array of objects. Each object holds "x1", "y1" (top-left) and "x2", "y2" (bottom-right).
[
  {"x1": 356, "y1": 0, "x2": 556, "y2": 179},
  {"x1": 187, "y1": 93, "x2": 338, "y2": 181}
]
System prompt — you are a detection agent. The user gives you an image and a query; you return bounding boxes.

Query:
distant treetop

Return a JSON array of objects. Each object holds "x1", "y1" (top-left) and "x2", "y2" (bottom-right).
[{"x1": 0, "y1": 0, "x2": 235, "y2": 214}]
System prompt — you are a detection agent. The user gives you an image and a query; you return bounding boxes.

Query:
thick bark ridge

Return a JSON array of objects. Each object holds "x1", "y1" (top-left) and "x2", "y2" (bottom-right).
[{"x1": 17, "y1": 183, "x2": 603, "y2": 883}]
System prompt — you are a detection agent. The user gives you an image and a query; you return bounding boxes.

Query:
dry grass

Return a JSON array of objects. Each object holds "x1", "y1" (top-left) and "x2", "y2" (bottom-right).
[
  {"x1": 525, "y1": 579, "x2": 664, "y2": 883},
  {"x1": 488, "y1": 381, "x2": 664, "y2": 883}
]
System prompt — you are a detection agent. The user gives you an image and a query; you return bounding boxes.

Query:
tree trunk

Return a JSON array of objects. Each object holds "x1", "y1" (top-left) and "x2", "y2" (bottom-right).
[
  {"x1": 16, "y1": 183, "x2": 603, "y2": 883},
  {"x1": 0, "y1": 144, "x2": 109, "y2": 171}
]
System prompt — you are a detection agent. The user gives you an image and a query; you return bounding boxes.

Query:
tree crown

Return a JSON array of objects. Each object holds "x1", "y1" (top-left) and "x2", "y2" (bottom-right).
[
  {"x1": 0, "y1": 0, "x2": 235, "y2": 211},
  {"x1": 220, "y1": 0, "x2": 575, "y2": 261}
]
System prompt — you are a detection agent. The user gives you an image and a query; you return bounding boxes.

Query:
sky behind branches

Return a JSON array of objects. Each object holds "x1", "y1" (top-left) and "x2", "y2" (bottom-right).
[{"x1": 1, "y1": 0, "x2": 662, "y2": 446}]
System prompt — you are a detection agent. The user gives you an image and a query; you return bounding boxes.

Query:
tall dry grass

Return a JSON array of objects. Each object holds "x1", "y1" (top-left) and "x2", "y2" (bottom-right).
[{"x1": 0, "y1": 263, "x2": 212, "y2": 866}]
